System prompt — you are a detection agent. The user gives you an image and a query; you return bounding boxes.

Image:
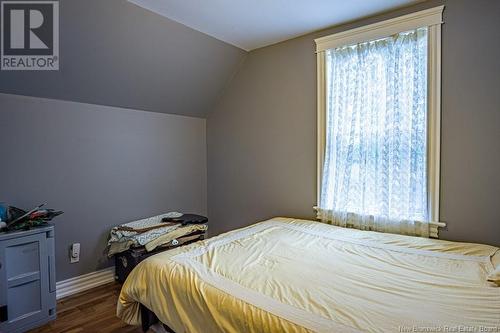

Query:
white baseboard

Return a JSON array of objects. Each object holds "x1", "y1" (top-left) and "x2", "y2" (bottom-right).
[{"x1": 56, "y1": 266, "x2": 115, "y2": 300}]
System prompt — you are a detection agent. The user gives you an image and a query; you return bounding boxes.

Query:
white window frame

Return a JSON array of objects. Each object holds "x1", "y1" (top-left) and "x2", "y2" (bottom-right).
[{"x1": 315, "y1": 6, "x2": 444, "y2": 227}]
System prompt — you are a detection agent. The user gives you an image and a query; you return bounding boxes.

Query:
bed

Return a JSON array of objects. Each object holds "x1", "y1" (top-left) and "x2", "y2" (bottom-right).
[{"x1": 117, "y1": 217, "x2": 500, "y2": 333}]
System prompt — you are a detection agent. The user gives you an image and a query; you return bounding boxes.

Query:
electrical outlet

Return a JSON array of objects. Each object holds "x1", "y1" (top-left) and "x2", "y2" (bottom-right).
[{"x1": 70, "y1": 243, "x2": 80, "y2": 263}]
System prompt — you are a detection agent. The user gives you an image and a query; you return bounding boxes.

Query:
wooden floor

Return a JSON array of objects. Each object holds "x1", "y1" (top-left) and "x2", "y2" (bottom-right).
[{"x1": 29, "y1": 282, "x2": 143, "y2": 333}]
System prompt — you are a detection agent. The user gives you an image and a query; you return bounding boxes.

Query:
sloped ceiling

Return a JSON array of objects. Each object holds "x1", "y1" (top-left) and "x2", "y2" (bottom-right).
[
  {"x1": 128, "y1": 0, "x2": 419, "y2": 51},
  {"x1": 0, "y1": 0, "x2": 246, "y2": 118}
]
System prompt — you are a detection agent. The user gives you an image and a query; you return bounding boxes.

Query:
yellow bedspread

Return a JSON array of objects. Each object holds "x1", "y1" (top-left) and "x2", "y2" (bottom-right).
[{"x1": 117, "y1": 217, "x2": 500, "y2": 333}]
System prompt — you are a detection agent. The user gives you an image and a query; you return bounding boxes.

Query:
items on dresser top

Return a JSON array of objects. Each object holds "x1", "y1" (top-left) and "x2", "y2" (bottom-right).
[{"x1": 0, "y1": 202, "x2": 63, "y2": 232}]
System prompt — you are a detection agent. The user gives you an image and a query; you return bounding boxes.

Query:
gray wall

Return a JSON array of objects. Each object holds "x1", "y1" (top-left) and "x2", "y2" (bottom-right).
[
  {"x1": 208, "y1": 0, "x2": 500, "y2": 246},
  {"x1": 0, "y1": 93, "x2": 207, "y2": 281},
  {"x1": 0, "y1": 0, "x2": 246, "y2": 118},
  {"x1": 0, "y1": 0, "x2": 240, "y2": 281}
]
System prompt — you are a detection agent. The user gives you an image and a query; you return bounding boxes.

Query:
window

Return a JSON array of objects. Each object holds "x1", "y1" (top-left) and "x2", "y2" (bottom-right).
[{"x1": 315, "y1": 7, "x2": 445, "y2": 237}]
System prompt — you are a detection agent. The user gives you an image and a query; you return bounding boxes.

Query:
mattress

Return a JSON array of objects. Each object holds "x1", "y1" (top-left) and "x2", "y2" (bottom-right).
[{"x1": 117, "y1": 217, "x2": 500, "y2": 333}]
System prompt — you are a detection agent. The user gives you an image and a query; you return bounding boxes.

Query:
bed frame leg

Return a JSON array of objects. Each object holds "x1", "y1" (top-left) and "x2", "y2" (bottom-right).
[
  {"x1": 140, "y1": 304, "x2": 158, "y2": 332},
  {"x1": 140, "y1": 304, "x2": 176, "y2": 333}
]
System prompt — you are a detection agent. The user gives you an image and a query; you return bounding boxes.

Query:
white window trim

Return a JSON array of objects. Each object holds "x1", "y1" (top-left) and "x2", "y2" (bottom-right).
[{"x1": 315, "y1": 6, "x2": 445, "y2": 235}]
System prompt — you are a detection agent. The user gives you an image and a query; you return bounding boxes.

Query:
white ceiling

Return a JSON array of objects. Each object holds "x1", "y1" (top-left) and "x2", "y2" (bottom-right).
[{"x1": 128, "y1": 0, "x2": 419, "y2": 51}]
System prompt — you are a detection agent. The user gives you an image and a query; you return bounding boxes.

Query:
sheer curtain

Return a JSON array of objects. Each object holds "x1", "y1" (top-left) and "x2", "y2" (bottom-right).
[{"x1": 318, "y1": 28, "x2": 430, "y2": 237}]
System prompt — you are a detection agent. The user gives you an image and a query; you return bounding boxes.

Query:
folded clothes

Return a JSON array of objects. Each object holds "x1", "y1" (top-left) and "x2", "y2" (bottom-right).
[
  {"x1": 107, "y1": 212, "x2": 207, "y2": 256},
  {"x1": 108, "y1": 212, "x2": 181, "y2": 255},
  {"x1": 116, "y1": 221, "x2": 180, "y2": 233},
  {"x1": 145, "y1": 224, "x2": 207, "y2": 252}
]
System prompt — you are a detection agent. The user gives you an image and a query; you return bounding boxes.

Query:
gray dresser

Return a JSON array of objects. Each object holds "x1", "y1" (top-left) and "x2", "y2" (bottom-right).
[{"x1": 0, "y1": 225, "x2": 56, "y2": 333}]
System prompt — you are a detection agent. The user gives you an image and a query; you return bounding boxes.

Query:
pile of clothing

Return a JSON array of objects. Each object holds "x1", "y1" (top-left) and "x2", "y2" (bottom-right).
[{"x1": 107, "y1": 212, "x2": 207, "y2": 256}]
